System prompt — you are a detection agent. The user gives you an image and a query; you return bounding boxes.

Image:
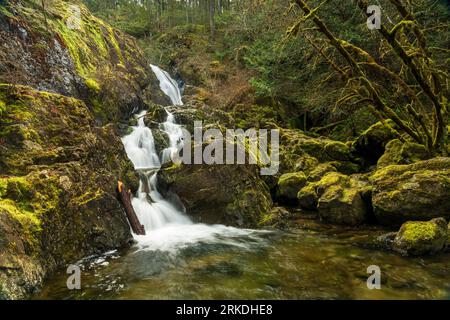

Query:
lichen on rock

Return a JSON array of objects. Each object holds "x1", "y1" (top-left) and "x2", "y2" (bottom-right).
[{"x1": 393, "y1": 218, "x2": 448, "y2": 256}]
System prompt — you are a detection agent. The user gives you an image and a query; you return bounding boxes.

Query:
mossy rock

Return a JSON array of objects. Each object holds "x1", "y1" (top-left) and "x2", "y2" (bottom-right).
[
  {"x1": 0, "y1": 84, "x2": 134, "y2": 298},
  {"x1": 307, "y1": 163, "x2": 337, "y2": 182},
  {"x1": 299, "y1": 172, "x2": 372, "y2": 225},
  {"x1": 352, "y1": 120, "x2": 398, "y2": 168},
  {"x1": 276, "y1": 172, "x2": 307, "y2": 203},
  {"x1": 0, "y1": 0, "x2": 157, "y2": 124},
  {"x1": 297, "y1": 183, "x2": 318, "y2": 211},
  {"x1": 371, "y1": 157, "x2": 450, "y2": 226},
  {"x1": 259, "y1": 207, "x2": 292, "y2": 230},
  {"x1": 324, "y1": 141, "x2": 351, "y2": 161},
  {"x1": 393, "y1": 218, "x2": 448, "y2": 256},
  {"x1": 377, "y1": 139, "x2": 430, "y2": 168},
  {"x1": 316, "y1": 173, "x2": 371, "y2": 226}
]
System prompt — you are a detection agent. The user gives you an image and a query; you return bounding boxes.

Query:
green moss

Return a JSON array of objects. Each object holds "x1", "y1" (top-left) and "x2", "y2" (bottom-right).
[
  {"x1": 0, "y1": 100, "x2": 6, "y2": 117},
  {"x1": 401, "y1": 221, "x2": 439, "y2": 242},
  {"x1": 85, "y1": 78, "x2": 101, "y2": 92},
  {"x1": 71, "y1": 188, "x2": 103, "y2": 206},
  {"x1": 277, "y1": 172, "x2": 307, "y2": 200},
  {"x1": 0, "y1": 199, "x2": 41, "y2": 227}
]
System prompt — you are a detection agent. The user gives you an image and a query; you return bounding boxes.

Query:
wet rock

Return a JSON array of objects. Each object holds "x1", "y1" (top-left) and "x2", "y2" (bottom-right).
[
  {"x1": 0, "y1": 85, "x2": 135, "y2": 299},
  {"x1": 370, "y1": 157, "x2": 450, "y2": 226},
  {"x1": 276, "y1": 172, "x2": 307, "y2": 204},
  {"x1": 374, "y1": 232, "x2": 397, "y2": 250},
  {"x1": 393, "y1": 218, "x2": 448, "y2": 256},
  {"x1": 158, "y1": 164, "x2": 272, "y2": 228},
  {"x1": 259, "y1": 207, "x2": 292, "y2": 230}
]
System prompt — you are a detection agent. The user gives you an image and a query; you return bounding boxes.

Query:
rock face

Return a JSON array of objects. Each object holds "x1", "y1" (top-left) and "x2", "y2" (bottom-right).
[
  {"x1": 158, "y1": 164, "x2": 273, "y2": 228},
  {"x1": 393, "y1": 218, "x2": 448, "y2": 256},
  {"x1": 370, "y1": 158, "x2": 450, "y2": 226},
  {"x1": 0, "y1": 0, "x2": 168, "y2": 123},
  {"x1": 0, "y1": 85, "x2": 135, "y2": 299}
]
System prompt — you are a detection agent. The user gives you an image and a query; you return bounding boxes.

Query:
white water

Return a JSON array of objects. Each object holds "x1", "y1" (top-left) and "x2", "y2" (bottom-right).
[
  {"x1": 150, "y1": 64, "x2": 183, "y2": 106},
  {"x1": 121, "y1": 65, "x2": 269, "y2": 253}
]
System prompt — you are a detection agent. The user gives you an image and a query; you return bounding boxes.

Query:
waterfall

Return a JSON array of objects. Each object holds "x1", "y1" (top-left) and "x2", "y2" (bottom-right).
[
  {"x1": 150, "y1": 64, "x2": 183, "y2": 106},
  {"x1": 121, "y1": 65, "x2": 268, "y2": 253}
]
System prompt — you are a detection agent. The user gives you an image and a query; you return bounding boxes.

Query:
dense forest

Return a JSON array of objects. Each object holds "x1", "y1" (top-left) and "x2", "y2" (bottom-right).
[{"x1": 0, "y1": 0, "x2": 449, "y2": 300}]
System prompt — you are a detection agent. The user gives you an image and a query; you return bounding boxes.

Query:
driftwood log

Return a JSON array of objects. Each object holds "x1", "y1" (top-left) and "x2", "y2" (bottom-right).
[{"x1": 117, "y1": 181, "x2": 146, "y2": 235}]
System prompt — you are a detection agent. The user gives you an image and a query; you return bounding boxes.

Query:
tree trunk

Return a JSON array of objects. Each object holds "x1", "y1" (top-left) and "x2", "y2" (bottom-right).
[
  {"x1": 117, "y1": 181, "x2": 146, "y2": 235},
  {"x1": 209, "y1": 0, "x2": 215, "y2": 40}
]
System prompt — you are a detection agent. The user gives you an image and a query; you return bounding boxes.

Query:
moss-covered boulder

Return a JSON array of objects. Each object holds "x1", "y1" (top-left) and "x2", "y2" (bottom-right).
[
  {"x1": 393, "y1": 218, "x2": 448, "y2": 256},
  {"x1": 297, "y1": 172, "x2": 372, "y2": 225},
  {"x1": 0, "y1": 85, "x2": 135, "y2": 299},
  {"x1": 276, "y1": 172, "x2": 307, "y2": 203},
  {"x1": 306, "y1": 163, "x2": 337, "y2": 182},
  {"x1": 352, "y1": 120, "x2": 398, "y2": 168},
  {"x1": 279, "y1": 129, "x2": 359, "y2": 176},
  {"x1": 377, "y1": 139, "x2": 430, "y2": 168},
  {"x1": 297, "y1": 183, "x2": 319, "y2": 211},
  {"x1": 370, "y1": 157, "x2": 450, "y2": 226},
  {"x1": 158, "y1": 163, "x2": 272, "y2": 228},
  {"x1": 316, "y1": 173, "x2": 371, "y2": 225}
]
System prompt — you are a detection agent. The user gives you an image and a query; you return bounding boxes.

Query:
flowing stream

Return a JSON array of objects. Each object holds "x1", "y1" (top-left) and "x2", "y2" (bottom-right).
[
  {"x1": 122, "y1": 64, "x2": 270, "y2": 253},
  {"x1": 33, "y1": 66, "x2": 450, "y2": 300}
]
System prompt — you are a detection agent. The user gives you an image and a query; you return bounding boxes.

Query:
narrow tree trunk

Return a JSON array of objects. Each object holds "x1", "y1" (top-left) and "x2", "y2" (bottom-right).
[
  {"x1": 209, "y1": 0, "x2": 215, "y2": 40},
  {"x1": 117, "y1": 181, "x2": 146, "y2": 235}
]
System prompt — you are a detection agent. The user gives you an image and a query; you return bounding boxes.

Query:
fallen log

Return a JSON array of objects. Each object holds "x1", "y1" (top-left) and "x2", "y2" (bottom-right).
[{"x1": 117, "y1": 181, "x2": 146, "y2": 235}]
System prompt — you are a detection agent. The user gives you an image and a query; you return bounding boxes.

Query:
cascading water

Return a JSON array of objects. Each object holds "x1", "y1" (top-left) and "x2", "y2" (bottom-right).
[{"x1": 121, "y1": 65, "x2": 268, "y2": 253}]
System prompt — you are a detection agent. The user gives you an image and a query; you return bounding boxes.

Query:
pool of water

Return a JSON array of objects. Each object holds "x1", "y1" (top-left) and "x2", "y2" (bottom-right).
[{"x1": 34, "y1": 221, "x2": 450, "y2": 300}]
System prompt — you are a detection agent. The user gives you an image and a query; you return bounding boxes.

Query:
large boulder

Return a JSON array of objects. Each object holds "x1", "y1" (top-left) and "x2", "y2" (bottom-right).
[
  {"x1": 297, "y1": 172, "x2": 372, "y2": 225},
  {"x1": 158, "y1": 163, "x2": 273, "y2": 228},
  {"x1": 276, "y1": 172, "x2": 307, "y2": 203},
  {"x1": 393, "y1": 218, "x2": 448, "y2": 256},
  {"x1": 0, "y1": 85, "x2": 135, "y2": 299},
  {"x1": 370, "y1": 157, "x2": 450, "y2": 226}
]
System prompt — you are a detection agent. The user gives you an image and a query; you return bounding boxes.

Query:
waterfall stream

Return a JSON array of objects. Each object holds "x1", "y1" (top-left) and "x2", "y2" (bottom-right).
[
  {"x1": 121, "y1": 65, "x2": 267, "y2": 253},
  {"x1": 34, "y1": 66, "x2": 450, "y2": 301}
]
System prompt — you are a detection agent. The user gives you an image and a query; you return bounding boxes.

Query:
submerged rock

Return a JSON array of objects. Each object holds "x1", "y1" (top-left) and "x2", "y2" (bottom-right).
[
  {"x1": 393, "y1": 218, "x2": 448, "y2": 256},
  {"x1": 370, "y1": 157, "x2": 450, "y2": 226}
]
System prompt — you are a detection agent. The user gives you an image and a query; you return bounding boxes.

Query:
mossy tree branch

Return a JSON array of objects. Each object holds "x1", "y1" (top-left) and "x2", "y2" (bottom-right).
[{"x1": 288, "y1": 0, "x2": 448, "y2": 154}]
